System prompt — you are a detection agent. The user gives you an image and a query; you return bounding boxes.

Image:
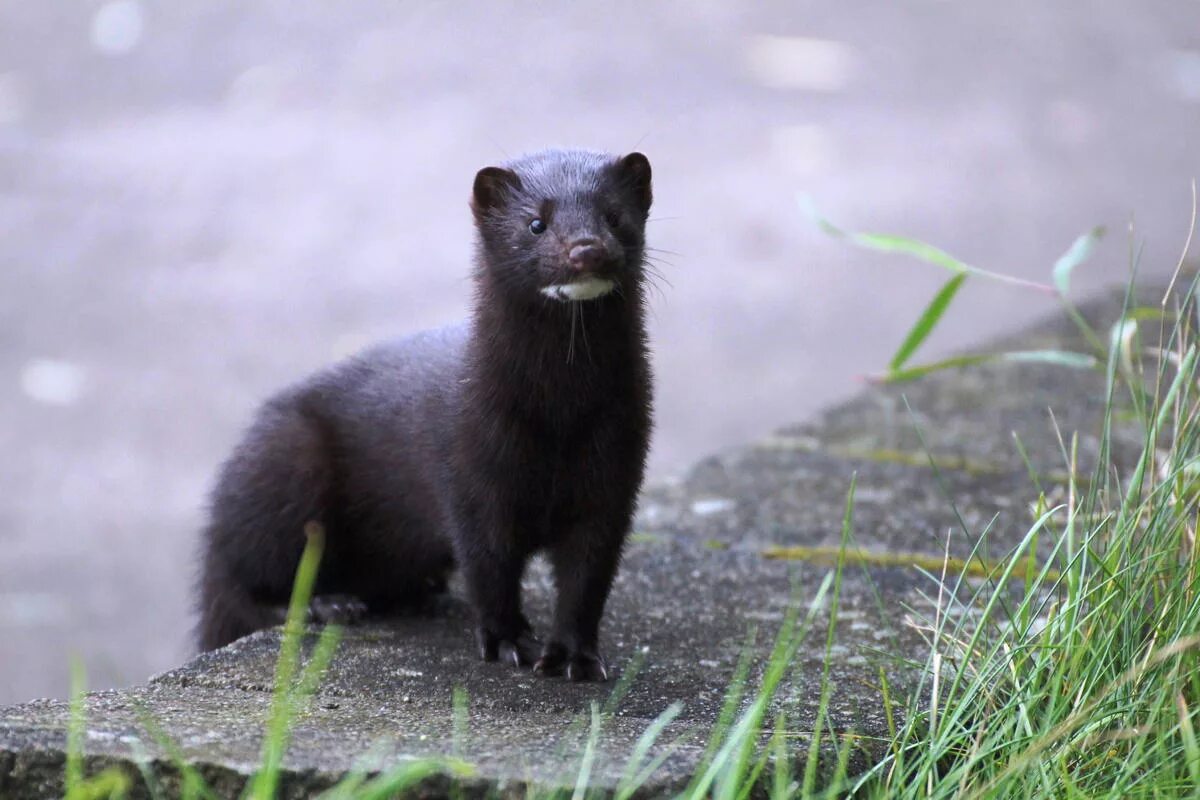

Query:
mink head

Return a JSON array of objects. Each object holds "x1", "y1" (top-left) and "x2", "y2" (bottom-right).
[{"x1": 470, "y1": 149, "x2": 652, "y2": 304}]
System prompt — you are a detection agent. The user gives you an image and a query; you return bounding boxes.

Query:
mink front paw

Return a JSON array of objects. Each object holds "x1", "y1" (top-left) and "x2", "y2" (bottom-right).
[
  {"x1": 533, "y1": 641, "x2": 609, "y2": 682},
  {"x1": 476, "y1": 623, "x2": 541, "y2": 668},
  {"x1": 309, "y1": 594, "x2": 369, "y2": 625}
]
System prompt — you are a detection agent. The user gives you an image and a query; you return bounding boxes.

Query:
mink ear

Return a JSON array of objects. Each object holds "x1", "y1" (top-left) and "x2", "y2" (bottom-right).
[
  {"x1": 615, "y1": 152, "x2": 652, "y2": 215},
  {"x1": 472, "y1": 167, "x2": 522, "y2": 214}
]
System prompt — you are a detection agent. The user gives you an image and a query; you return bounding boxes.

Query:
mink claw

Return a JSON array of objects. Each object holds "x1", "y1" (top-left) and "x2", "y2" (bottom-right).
[
  {"x1": 535, "y1": 642, "x2": 608, "y2": 681},
  {"x1": 566, "y1": 654, "x2": 609, "y2": 682},
  {"x1": 498, "y1": 634, "x2": 541, "y2": 668},
  {"x1": 478, "y1": 625, "x2": 540, "y2": 668},
  {"x1": 509, "y1": 649, "x2": 521, "y2": 667}
]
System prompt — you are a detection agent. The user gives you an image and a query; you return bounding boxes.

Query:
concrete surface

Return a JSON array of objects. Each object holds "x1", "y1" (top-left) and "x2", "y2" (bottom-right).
[
  {"x1": 1, "y1": 0, "x2": 1198, "y2": 707},
  {"x1": 0, "y1": 291, "x2": 1138, "y2": 796}
]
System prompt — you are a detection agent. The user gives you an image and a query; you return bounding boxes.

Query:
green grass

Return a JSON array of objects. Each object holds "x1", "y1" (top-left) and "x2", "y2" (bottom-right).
[
  {"x1": 59, "y1": 202, "x2": 1200, "y2": 797},
  {"x1": 810, "y1": 200, "x2": 1200, "y2": 797}
]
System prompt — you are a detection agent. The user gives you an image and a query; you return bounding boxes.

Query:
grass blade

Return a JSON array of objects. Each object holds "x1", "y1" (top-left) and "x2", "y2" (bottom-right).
[
  {"x1": 128, "y1": 739, "x2": 168, "y2": 800},
  {"x1": 889, "y1": 273, "x2": 968, "y2": 371},
  {"x1": 802, "y1": 195, "x2": 1055, "y2": 292},
  {"x1": 1052, "y1": 226, "x2": 1106, "y2": 296},
  {"x1": 614, "y1": 702, "x2": 683, "y2": 800},
  {"x1": 873, "y1": 349, "x2": 1097, "y2": 384},
  {"x1": 683, "y1": 627, "x2": 758, "y2": 797},
  {"x1": 66, "y1": 659, "x2": 86, "y2": 795},
  {"x1": 571, "y1": 703, "x2": 602, "y2": 800},
  {"x1": 850, "y1": 232, "x2": 971, "y2": 274},
  {"x1": 1000, "y1": 350, "x2": 1099, "y2": 369},
  {"x1": 1053, "y1": 227, "x2": 1109, "y2": 353},
  {"x1": 802, "y1": 476, "x2": 856, "y2": 797},
  {"x1": 248, "y1": 520, "x2": 329, "y2": 800},
  {"x1": 872, "y1": 354, "x2": 998, "y2": 383},
  {"x1": 354, "y1": 759, "x2": 471, "y2": 800},
  {"x1": 1179, "y1": 693, "x2": 1200, "y2": 793}
]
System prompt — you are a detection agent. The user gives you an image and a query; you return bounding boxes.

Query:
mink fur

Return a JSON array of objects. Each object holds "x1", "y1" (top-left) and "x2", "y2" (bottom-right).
[{"x1": 196, "y1": 148, "x2": 654, "y2": 681}]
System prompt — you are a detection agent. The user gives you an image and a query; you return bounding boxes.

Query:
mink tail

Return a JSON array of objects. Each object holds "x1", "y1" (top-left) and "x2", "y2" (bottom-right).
[
  {"x1": 194, "y1": 396, "x2": 337, "y2": 651},
  {"x1": 195, "y1": 559, "x2": 288, "y2": 651}
]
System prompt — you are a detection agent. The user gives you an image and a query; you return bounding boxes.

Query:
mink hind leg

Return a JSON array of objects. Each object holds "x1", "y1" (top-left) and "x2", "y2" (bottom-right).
[
  {"x1": 195, "y1": 400, "x2": 353, "y2": 651},
  {"x1": 196, "y1": 398, "x2": 457, "y2": 650}
]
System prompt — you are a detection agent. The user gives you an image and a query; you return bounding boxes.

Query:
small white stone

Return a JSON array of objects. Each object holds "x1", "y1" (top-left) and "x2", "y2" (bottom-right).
[
  {"x1": 91, "y1": 1, "x2": 145, "y2": 56},
  {"x1": 393, "y1": 667, "x2": 424, "y2": 678},
  {"x1": 1165, "y1": 49, "x2": 1200, "y2": 102},
  {"x1": 20, "y1": 359, "x2": 86, "y2": 407},
  {"x1": 0, "y1": 592, "x2": 70, "y2": 625},
  {"x1": 636, "y1": 503, "x2": 667, "y2": 526},
  {"x1": 690, "y1": 498, "x2": 735, "y2": 516},
  {"x1": 745, "y1": 35, "x2": 855, "y2": 92},
  {"x1": 758, "y1": 434, "x2": 820, "y2": 451}
]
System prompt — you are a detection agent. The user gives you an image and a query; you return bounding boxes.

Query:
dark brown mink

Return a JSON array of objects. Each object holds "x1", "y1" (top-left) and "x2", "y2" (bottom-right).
[{"x1": 195, "y1": 148, "x2": 655, "y2": 681}]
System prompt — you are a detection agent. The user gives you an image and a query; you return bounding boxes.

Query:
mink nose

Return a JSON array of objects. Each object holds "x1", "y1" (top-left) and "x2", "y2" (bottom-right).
[{"x1": 568, "y1": 241, "x2": 606, "y2": 273}]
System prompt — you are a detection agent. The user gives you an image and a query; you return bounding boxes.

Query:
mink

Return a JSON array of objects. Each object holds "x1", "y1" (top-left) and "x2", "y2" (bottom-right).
[{"x1": 196, "y1": 149, "x2": 655, "y2": 681}]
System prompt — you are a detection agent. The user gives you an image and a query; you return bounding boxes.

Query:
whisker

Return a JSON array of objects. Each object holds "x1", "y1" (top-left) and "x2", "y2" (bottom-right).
[
  {"x1": 568, "y1": 301, "x2": 577, "y2": 365},
  {"x1": 579, "y1": 300, "x2": 593, "y2": 364},
  {"x1": 643, "y1": 276, "x2": 668, "y2": 306},
  {"x1": 643, "y1": 264, "x2": 675, "y2": 291}
]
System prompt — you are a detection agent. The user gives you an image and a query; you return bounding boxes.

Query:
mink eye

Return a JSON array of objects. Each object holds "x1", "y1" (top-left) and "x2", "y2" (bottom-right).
[
  {"x1": 604, "y1": 209, "x2": 622, "y2": 228},
  {"x1": 528, "y1": 218, "x2": 547, "y2": 235}
]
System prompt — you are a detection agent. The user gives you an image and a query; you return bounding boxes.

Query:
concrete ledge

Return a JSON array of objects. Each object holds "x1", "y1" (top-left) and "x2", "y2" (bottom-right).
[{"x1": 0, "y1": 290, "x2": 1137, "y2": 797}]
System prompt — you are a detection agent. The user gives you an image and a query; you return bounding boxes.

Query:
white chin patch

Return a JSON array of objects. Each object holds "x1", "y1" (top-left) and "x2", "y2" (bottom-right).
[{"x1": 540, "y1": 278, "x2": 616, "y2": 302}]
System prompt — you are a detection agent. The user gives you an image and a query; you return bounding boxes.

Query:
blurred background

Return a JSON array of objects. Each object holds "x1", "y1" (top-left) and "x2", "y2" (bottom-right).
[{"x1": 1, "y1": 1, "x2": 1198, "y2": 705}]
